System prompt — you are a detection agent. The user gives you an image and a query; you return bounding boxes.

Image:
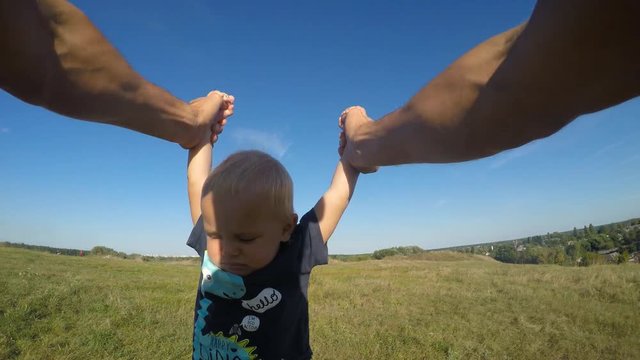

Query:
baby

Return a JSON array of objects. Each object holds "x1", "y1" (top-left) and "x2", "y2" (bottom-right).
[{"x1": 186, "y1": 92, "x2": 369, "y2": 359}]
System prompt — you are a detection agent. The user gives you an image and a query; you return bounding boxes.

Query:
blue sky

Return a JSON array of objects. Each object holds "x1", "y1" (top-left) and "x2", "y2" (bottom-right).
[{"x1": 1, "y1": 0, "x2": 638, "y2": 256}]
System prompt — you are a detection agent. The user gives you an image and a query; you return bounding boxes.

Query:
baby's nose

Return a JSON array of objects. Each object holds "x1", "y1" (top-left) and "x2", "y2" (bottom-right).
[{"x1": 221, "y1": 239, "x2": 241, "y2": 256}]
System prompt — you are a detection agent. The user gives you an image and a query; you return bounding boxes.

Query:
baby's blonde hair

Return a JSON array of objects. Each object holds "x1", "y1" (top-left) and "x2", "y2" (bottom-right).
[{"x1": 202, "y1": 150, "x2": 294, "y2": 222}]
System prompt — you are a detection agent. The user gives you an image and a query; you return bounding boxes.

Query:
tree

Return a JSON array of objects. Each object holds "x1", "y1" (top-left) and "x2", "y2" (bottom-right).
[
  {"x1": 565, "y1": 242, "x2": 579, "y2": 262},
  {"x1": 494, "y1": 245, "x2": 517, "y2": 263},
  {"x1": 618, "y1": 250, "x2": 630, "y2": 264},
  {"x1": 372, "y1": 246, "x2": 425, "y2": 260},
  {"x1": 553, "y1": 248, "x2": 567, "y2": 265},
  {"x1": 90, "y1": 246, "x2": 118, "y2": 256},
  {"x1": 579, "y1": 252, "x2": 601, "y2": 267}
]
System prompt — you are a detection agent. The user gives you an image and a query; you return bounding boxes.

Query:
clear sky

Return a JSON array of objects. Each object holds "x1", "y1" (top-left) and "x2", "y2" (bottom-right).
[{"x1": 1, "y1": 0, "x2": 639, "y2": 256}]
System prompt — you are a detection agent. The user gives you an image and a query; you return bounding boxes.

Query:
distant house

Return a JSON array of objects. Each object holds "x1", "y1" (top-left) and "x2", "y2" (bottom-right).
[
  {"x1": 516, "y1": 245, "x2": 526, "y2": 252},
  {"x1": 596, "y1": 248, "x2": 624, "y2": 263},
  {"x1": 606, "y1": 252, "x2": 620, "y2": 263},
  {"x1": 597, "y1": 248, "x2": 619, "y2": 255}
]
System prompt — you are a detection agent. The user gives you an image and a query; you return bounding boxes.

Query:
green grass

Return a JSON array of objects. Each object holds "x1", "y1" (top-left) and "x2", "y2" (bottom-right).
[{"x1": 1, "y1": 246, "x2": 639, "y2": 359}]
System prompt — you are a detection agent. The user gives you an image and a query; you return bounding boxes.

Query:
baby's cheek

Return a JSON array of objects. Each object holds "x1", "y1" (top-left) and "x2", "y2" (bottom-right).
[
  {"x1": 254, "y1": 244, "x2": 279, "y2": 267},
  {"x1": 206, "y1": 240, "x2": 223, "y2": 263}
]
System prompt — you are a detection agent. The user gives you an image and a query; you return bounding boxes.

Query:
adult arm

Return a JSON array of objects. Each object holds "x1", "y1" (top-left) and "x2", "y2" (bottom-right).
[
  {"x1": 345, "y1": 0, "x2": 640, "y2": 167},
  {"x1": 0, "y1": 0, "x2": 213, "y2": 148}
]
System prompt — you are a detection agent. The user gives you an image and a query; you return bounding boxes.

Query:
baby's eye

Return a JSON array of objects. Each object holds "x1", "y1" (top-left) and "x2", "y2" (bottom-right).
[{"x1": 237, "y1": 236, "x2": 257, "y2": 243}]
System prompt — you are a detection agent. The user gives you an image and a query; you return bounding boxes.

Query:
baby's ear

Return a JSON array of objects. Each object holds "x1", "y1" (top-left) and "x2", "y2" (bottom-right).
[{"x1": 280, "y1": 213, "x2": 298, "y2": 242}]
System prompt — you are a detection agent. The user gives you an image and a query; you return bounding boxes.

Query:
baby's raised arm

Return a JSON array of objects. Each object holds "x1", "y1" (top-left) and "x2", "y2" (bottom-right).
[
  {"x1": 188, "y1": 142, "x2": 213, "y2": 225},
  {"x1": 313, "y1": 159, "x2": 359, "y2": 243},
  {"x1": 313, "y1": 106, "x2": 375, "y2": 243}
]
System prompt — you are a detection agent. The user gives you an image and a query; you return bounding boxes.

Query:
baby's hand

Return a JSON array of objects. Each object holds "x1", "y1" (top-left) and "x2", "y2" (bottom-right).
[
  {"x1": 188, "y1": 90, "x2": 235, "y2": 147},
  {"x1": 338, "y1": 106, "x2": 378, "y2": 174},
  {"x1": 209, "y1": 91, "x2": 235, "y2": 144}
]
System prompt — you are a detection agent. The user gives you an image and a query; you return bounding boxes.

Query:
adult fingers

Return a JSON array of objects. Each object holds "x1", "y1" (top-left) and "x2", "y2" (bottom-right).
[{"x1": 197, "y1": 91, "x2": 225, "y2": 125}]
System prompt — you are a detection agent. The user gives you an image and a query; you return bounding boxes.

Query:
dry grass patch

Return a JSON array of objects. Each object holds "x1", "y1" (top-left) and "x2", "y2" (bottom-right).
[
  {"x1": 309, "y1": 258, "x2": 639, "y2": 359},
  {"x1": 1, "y1": 245, "x2": 639, "y2": 360}
]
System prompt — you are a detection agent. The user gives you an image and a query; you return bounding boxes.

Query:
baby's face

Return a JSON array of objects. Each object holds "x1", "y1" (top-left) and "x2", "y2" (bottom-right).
[{"x1": 201, "y1": 191, "x2": 295, "y2": 276}]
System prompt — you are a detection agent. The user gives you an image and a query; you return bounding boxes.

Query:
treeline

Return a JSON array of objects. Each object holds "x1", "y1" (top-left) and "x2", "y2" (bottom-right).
[
  {"x1": 457, "y1": 219, "x2": 640, "y2": 266},
  {"x1": 330, "y1": 254, "x2": 373, "y2": 262},
  {"x1": 329, "y1": 246, "x2": 427, "y2": 261},
  {"x1": 0, "y1": 241, "x2": 87, "y2": 256},
  {"x1": 372, "y1": 246, "x2": 425, "y2": 259},
  {"x1": 90, "y1": 245, "x2": 134, "y2": 259},
  {"x1": 0, "y1": 242, "x2": 195, "y2": 262},
  {"x1": 90, "y1": 246, "x2": 197, "y2": 262},
  {"x1": 5, "y1": 217, "x2": 639, "y2": 266}
]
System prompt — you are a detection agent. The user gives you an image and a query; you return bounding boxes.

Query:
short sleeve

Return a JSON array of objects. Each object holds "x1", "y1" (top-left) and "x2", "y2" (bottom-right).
[
  {"x1": 298, "y1": 209, "x2": 328, "y2": 273},
  {"x1": 186, "y1": 216, "x2": 206, "y2": 258}
]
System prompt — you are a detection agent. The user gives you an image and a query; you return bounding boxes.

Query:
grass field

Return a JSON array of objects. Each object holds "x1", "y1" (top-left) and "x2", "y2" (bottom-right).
[{"x1": 1, "y1": 246, "x2": 639, "y2": 359}]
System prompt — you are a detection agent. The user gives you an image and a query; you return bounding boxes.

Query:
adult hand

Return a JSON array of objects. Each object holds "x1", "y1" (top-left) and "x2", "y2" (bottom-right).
[
  {"x1": 338, "y1": 106, "x2": 378, "y2": 174},
  {"x1": 188, "y1": 91, "x2": 235, "y2": 147}
]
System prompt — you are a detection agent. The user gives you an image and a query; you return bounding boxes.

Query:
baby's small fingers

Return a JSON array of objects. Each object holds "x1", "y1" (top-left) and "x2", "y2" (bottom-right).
[
  {"x1": 224, "y1": 95, "x2": 235, "y2": 104},
  {"x1": 338, "y1": 111, "x2": 347, "y2": 129},
  {"x1": 208, "y1": 90, "x2": 226, "y2": 98},
  {"x1": 208, "y1": 91, "x2": 235, "y2": 110}
]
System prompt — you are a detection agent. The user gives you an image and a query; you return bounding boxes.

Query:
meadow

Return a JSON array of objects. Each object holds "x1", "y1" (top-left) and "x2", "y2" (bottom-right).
[{"x1": 1, "y1": 245, "x2": 639, "y2": 359}]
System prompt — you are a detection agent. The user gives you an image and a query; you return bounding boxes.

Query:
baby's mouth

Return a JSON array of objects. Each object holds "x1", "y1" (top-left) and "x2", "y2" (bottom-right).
[{"x1": 221, "y1": 262, "x2": 249, "y2": 274}]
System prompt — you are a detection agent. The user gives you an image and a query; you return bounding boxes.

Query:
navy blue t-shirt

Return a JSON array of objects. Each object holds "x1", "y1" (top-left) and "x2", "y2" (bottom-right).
[{"x1": 187, "y1": 209, "x2": 328, "y2": 360}]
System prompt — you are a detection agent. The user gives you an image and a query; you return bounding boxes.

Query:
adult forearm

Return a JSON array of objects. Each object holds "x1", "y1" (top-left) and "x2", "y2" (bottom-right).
[
  {"x1": 351, "y1": 0, "x2": 640, "y2": 167},
  {"x1": 0, "y1": 0, "x2": 200, "y2": 147}
]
